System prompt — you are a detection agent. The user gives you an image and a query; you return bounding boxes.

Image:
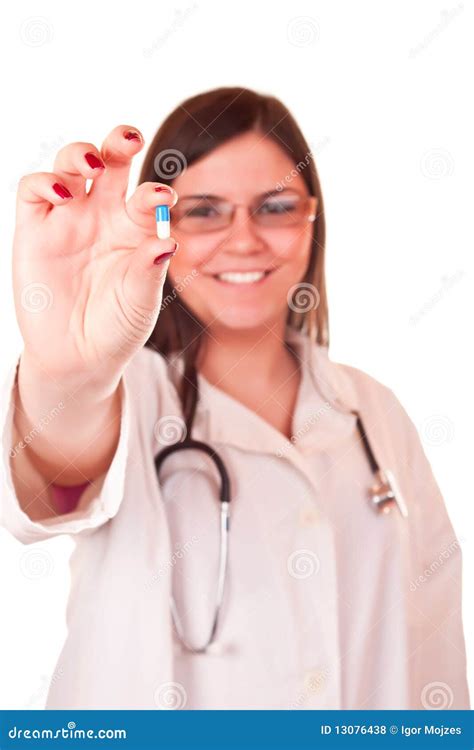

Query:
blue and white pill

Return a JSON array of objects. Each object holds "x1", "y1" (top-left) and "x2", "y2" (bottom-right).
[{"x1": 156, "y1": 205, "x2": 170, "y2": 239}]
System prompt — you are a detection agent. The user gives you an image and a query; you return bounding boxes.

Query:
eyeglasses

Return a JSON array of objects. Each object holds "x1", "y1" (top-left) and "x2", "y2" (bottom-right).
[{"x1": 171, "y1": 191, "x2": 317, "y2": 234}]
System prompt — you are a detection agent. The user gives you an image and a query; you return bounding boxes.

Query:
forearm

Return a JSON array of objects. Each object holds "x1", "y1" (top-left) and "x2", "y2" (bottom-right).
[{"x1": 12, "y1": 350, "x2": 123, "y2": 486}]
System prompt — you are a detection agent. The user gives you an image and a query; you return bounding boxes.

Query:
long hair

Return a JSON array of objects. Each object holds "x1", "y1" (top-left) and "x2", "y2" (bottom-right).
[{"x1": 138, "y1": 86, "x2": 328, "y2": 435}]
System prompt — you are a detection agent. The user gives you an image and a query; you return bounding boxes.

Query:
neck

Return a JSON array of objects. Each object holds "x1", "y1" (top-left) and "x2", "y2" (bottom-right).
[{"x1": 199, "y1": 319, "x2": 297, "y2": 389}]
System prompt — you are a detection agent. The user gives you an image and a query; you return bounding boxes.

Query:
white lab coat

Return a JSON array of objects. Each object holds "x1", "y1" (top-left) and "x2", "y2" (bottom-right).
[{"x1": 0, "y1": 327, "x2": 470, "y2": 709}]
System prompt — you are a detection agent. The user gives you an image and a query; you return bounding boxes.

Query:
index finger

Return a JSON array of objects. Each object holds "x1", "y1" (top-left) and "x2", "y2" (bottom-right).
[{"x1": 87, "y1": 124, "x2": 145, "y2": 203}]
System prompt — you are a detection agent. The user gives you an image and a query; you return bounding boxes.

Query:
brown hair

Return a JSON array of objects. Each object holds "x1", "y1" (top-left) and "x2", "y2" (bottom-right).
[{"x1": 138, "y1": 86, "x2": 328, "y2": 436}]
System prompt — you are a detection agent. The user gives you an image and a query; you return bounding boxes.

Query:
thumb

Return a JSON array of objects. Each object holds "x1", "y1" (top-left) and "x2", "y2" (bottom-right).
[{"x1": 123, "y1": 235, "x2": 178, "y2": 311}]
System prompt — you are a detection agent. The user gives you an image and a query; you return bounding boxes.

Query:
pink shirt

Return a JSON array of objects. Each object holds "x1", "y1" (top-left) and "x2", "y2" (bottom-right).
[
  {"x1": 50, "y1": 482, "x2": 90, "y2": 515},
  {"x1": 1, "y1": 327, "x2": 470, "y2": 709}
]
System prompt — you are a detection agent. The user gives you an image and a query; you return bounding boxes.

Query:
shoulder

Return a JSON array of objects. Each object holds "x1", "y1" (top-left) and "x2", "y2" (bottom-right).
[
  {"x1": 315, "y1": 341, "x2": 412, "y2": 429},
  {"x1": 338, "y1": 357, "x2": 415, "y2": 423},
  {"x1": 337, "y1": 360, "x2": 400, "y2": 409},
  {"x1": 332, "y1": 357, "x2": 421, "y2": 463},
  {"x1": 312, "y1": 342, "x2": 401, "y2": 415}
]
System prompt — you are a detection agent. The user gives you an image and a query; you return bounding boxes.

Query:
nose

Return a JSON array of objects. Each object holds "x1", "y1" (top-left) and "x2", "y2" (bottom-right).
[{"x1": 219, "y1": 205, "x2": 266, "y2": 255}]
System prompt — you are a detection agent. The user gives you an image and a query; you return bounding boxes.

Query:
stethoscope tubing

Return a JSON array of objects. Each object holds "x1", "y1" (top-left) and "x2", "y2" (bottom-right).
[{"x1": 154, "y1": 410, "x2": 407, "y2": 653}]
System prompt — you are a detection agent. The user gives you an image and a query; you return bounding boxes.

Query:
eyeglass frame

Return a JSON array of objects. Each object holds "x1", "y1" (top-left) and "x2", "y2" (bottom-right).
[{"x1": 171, "y1": 189, "x2": 318, "y2": 234}]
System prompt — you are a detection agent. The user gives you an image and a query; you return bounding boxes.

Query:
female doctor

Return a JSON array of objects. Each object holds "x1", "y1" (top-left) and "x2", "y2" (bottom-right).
[{"x1": 2, "y1": 87, "x2": 470, "y2": 710}]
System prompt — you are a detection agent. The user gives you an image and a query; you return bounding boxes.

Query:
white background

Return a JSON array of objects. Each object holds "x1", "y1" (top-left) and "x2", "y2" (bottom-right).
[{"x1": 0, "y1": 0, "x2": 472, "y2": 708}]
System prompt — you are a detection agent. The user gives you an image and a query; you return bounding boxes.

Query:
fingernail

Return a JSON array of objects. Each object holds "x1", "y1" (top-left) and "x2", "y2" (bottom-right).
[
  {"x1": 153, "y1": 251, "x2": 175, "y2": 265},
  {"x1": 124, "y1": 130, "x2": 142, "y2": 141},
  {"x1": 53, "y1": 182, "x2": 73, "y2": 199},
  {"x1": 154, "y1": 186, "x2": 173, "y2": 193},
  {"x1": 85, "y1": 152, "x2": 105, "y2": 169},
  {"x1": 153, "y1": 243, "x2": 178, "y2": 265}
]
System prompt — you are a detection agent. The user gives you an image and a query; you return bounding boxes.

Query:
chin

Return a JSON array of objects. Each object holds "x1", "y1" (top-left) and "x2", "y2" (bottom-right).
[{"x1": 206, "y1": 305, "x2": 282, "y2": 332}]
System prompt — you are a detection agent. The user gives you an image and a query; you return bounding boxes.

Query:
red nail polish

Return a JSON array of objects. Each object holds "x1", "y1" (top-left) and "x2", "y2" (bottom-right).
[
  {"x1": 154, "y1": 186, "x2": 172, "y2": 193},
  {"x1": 52, "y1": 182, "x2": 73, "y2": 199},
  {"x1": 124, "y1": 130, "x2": 141, "y2": 141},
  {"x1": 153, "y1": 250, "x2": 176, "y2": 265},
  {"x1": 85, "y1": 152, "x2": 105, "y2": 169}
]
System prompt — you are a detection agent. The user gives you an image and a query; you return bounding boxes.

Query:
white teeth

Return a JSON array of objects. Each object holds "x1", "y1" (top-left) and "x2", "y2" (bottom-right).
[{"x1": 216, "y1": 270, "x2": 267, "y2": 284}]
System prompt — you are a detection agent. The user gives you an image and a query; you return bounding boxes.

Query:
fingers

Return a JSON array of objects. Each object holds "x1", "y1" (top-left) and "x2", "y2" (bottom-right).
[
  {"x1": 16, "y1": 172, "x2": 74, "y2": 225},
  {"x1": 15, "y1": 124, "x2": 146, "y2": 225},
  {"x1": 123, "y1": 235, "x2": 179, "y2": 312},
  {"x1": 87, "y1": 124, "x2": 145, "y2": 202},
  {"x1": 125, "y1": 181, "x2": 178, "y2": 230},
  {"x1": 53, "y1": 142, "x2": 106, "y2": 199}
]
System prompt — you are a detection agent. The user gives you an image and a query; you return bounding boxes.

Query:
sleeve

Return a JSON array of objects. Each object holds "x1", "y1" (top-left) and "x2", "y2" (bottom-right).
[
  {"x1": 398, "y1": 397, "x2": 471, "y2": 709},
  {"x1": 0, "y1": 352, "x2": 131, "y2": 545}
]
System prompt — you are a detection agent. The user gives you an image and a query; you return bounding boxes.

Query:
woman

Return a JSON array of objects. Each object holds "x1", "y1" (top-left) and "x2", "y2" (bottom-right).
[{"x1": 1, "y1": 87, "x2": 469, "y2": 710}]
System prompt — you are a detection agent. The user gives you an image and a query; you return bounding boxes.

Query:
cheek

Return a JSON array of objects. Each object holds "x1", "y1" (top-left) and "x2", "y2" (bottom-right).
[{"x1": 264, "y1": 228, "x2": 313, "y2": 268}]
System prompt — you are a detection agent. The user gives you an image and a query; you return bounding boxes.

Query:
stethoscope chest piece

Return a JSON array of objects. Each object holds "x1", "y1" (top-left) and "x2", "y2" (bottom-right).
[
  {"x1": 352, "y1": 411, "x2": 409, "y2": 520},
  {"x1": 369, "y1": 468, "x2": 409, "y2": 518}
]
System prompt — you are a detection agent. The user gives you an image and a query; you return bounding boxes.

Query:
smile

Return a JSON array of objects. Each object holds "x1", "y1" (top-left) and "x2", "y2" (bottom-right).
[{"x1": 211, "y1": 269, "x2": 273, "y2": 285}]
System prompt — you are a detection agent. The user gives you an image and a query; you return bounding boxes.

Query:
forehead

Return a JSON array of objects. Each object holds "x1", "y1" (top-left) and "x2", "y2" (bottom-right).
[{"x1": 171, "y1": 130, "x2": 308, "y2": 200}]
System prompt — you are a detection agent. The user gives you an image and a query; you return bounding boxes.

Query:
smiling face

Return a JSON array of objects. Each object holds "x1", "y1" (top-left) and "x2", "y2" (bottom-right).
[{"x1": 168, "y1": 131, "x2": 317, "y2": 334}]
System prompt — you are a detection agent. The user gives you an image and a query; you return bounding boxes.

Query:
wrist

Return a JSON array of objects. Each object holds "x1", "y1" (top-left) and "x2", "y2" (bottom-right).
[{"x1": 18, "y1": 349, "x2": 123, "y2": 404}]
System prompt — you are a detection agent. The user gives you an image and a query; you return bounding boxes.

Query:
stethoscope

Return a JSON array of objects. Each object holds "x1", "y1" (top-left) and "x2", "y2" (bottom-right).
[{"x1": 154, "y1": 409, "x2": 409, "y2": 654}]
